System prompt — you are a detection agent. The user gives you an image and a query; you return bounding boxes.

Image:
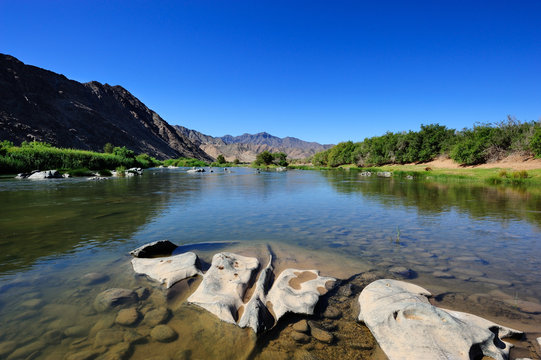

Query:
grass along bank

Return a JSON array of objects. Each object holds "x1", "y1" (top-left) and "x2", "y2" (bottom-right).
[
  {"x1": 288, "y1": 161, "x2": 541, "y2": 188},
  {"x1": 0, "y1": 141, "x2": 160, "y2": 175}
]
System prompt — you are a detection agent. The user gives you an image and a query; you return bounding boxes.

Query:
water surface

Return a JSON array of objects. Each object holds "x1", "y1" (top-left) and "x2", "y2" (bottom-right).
[{"x1": 0, "y1": 168, "x2": 540, "y2": 359}]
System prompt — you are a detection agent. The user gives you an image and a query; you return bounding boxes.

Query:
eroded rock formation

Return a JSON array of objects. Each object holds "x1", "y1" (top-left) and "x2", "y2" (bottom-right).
[{"x1": 357, "y1": 279, "x2": 523, "y2": 360}]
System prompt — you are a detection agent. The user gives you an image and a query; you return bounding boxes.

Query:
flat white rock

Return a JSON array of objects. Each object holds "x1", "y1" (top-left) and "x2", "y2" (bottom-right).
[
  {"x1": 187, "y1": 252, "x2": 259, "y2": 324},
  {"x1": 358, "y1": 279, "x2": 523, "y2": 360},
  {"x1": 266, "y1": 269, "x2": 335, "y2": 321},
  {"x1": 131, "y1": 252, "x2": 200, "y2": 288}
]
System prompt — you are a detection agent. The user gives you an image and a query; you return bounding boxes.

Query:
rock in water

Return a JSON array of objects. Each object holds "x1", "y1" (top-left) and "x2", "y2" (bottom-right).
[
  {"x1": 27, "y1": 170, "x2": 63, "y2": 179},
  {"x1": 130, "y1": 240, "x2": 178, "y2": 258},
  {"x1": 188, "y1": 252, "x2": 259, "y2": 324},
  {"x1": 357, "y1": 279, "x2": 523, "y2": 360},
  {"x1": 238, "y1": 255, "x2": 275, "y2": 333},
  {"x1": 94, "y1": 288, "x2": 138, "y2": 313},
  {"x1": 150, "y1": 325, "x2": 178, "y2": 342},
  {"x1": 115, "y1": 308, "x2": 140, "y2": 326},
  {"x1": 266, "y1": 269, "x2": 335, "y2": 321},
  {"x1": 131, "y1": 252, "x2": 201, "y2": 288}
]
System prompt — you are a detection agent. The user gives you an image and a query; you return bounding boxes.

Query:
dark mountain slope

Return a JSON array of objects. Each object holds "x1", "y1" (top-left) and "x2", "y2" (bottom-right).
[{"x1": 0, "y1": 54, "x2": 212, "y2": 160}]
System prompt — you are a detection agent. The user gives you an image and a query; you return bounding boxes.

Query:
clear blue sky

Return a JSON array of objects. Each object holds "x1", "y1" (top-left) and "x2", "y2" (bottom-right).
[{"x1": 1, "y1": 1, "x2": 540, "y2": 144}]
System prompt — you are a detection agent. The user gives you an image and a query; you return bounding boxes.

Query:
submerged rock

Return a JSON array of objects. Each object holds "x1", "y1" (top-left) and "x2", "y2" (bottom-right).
[
  {"x1": 188, "y1": 252, "x2": 259, "y2": 324},
  {"x1": 357, "y1": 279, "x2": 523, "y2": 360},
  {"x1": 131, "y1": 252, "x2": 200, "y2": 288},
  {"x1": 130, "y1": 240, "x2": 178, "y2": 258},
  {"x1": 82, "y1": 272, "x2": 109, "y2": 285},
  {"x1": 143, "y1": 307, "x2": 170, "y2": 327},
  {"x1": 292, "y1": 319, "x2": 309, "y2": 333},
  {"x1": 308, "y1": 322, "x2": 334, "y2": 344},
  {"x1": 94, "y1": 288, "x2": 138, "y2": 313},
  {"x1": 115, "y1": 308, "x2": 140, "y2": 326},
  {"x1": 150, "y1": 325, "x2": 177, "y2": 342}
]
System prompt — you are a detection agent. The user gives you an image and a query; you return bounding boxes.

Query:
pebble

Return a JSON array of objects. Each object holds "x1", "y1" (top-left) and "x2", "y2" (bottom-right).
[
  {"x1": 323, "y1": 307, "x2": 342, "y2": 319},
  {"x1": 115, "y1": 308, "x2": 140, "y2": 326},
  {"x1": 143, "y1": 307, "x2": 170, "y2": 327},
  {"x1": 292, "y1": 319, "x2": 309, "y2": 333},
  {"x1": 64, "y1": 325, "x2": 88, "y2": 337},
  {"x1": 20, "y1": 298, "x2": 44, "y2": 309},
  {"x1": 150, "y1": 325, "x2": 177, "y2": 342},
  {"x1": 82, "y1": 272, "x2": 109, "y2": 285},
  {"x1": 101, "y1": 342, "x2": 132, "y2": 360},
  {"x1": 93, "y1": 288, "x2": 138, "y2": 313},
  {"x1": 43, "y1": 329, "x2": 64, "y2": 344},
  {"x1": 291, "y1": 331, "x2": 311, "y2": 343},
  {"x1": 7, "y1": 341, "x2": 44, "y2": 360},
  {"x1": 432, "y1": 271, "x2": 454, "y2": 279},
  {"x1": 94, "y1": 329, "x2": 125, "y2": 347},
  {"x1": 337, "y1": 283, "x2": 353, "y2": 297},
  {"x1": 388, "y1": 267, "x2": 413, "y2": 279},
  {"x1": 308, "y1": 322, "x2": 333, "y2": 344},
  {"x1": 65, "y1": 348, "x2": 105, "y2": 360}
]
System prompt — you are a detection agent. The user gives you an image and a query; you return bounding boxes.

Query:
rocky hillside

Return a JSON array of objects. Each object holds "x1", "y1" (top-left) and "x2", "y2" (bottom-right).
[
  {"x1": 175, "y1": 127, "x2": 332, "y2": 162},
  {"x1": 0, "y1": 54, "x2": 212, "y2": 161}
]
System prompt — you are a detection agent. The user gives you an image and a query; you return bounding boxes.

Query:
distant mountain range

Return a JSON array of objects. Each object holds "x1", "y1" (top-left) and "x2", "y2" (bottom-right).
[
  {"x1": 0, "y1": 54, "x2": 331, "y2": 162},
  {"x1": 175, "y1": 127, "x2": 332, "y2": 162}
]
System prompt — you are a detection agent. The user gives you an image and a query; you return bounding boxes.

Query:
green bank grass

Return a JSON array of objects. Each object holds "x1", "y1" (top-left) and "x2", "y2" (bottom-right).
[{"x1": 0, "y1": 141, "x2": 160, "y2": 174}]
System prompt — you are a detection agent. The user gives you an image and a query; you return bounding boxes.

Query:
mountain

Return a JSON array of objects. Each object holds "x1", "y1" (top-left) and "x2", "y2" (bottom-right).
[
  {"x1": 175, "y1": 127, "x2": 332, "y2": 162},
  {"x1": 0, "y1": 54, "x2": 212, "y2": 161}
]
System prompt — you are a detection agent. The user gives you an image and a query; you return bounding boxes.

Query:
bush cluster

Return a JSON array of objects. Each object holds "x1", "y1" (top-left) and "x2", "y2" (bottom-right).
[
  {"x1": 313, "y1": 119, "x2": 541, "y2": 167},
  {"x1": 0, "y1": 141, "x2": 160, "y2": 174},
  {"x1": 253, "y1": 151, "x2": 288, "y2": 166},
  {"x1": 162, "y1": 157, "x2": 208, "y2": 167}
]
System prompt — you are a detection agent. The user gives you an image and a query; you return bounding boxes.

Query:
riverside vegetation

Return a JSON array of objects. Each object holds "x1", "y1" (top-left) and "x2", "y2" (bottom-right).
[{"x1": 312, "y1": 119, "x2": 541, "y2": 167}]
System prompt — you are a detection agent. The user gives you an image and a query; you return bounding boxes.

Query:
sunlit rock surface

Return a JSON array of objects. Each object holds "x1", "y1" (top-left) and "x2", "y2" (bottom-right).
[
  {"x1": 237, "y1": 255, "x2": 275, "y2": 333},
  {"x1": 358, "y1": 279, "x2": 523, "y2": 360},
  {"x1": 266, "y1": 269, "x2": 335, "y2": 321},
  {"x1": 188, "y1": 252, "x2": 259, "y2": 324},
  {"x1": 131, "y1": 252, "x2": 200, "y2": 288}
]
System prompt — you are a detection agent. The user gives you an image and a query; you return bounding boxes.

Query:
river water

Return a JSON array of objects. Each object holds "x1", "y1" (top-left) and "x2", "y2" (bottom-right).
[{"x1": 0, "y1": 168, "x2": 540, "y2": 359}]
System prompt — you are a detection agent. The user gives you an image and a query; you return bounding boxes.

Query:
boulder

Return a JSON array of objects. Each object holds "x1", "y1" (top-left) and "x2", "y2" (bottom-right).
[
  {"x1": 126, "y1": 167, "x2": 143, "y2": 176},
  {"x1": 376, "y1": 171, "x2": 392, "y2": 177},
  {"x1": 93, "y1": 288, "x2": 138, "y2": 312},
  {"x1": 27, "y1": 170, "x2": 63, "y2": 179},
  {"x1": 238, "y1": 255, "x2": 275, "y2": 333},
  {"x1": 357, "y1": 279, "x2": 523, "y2": 360},
  {"x1": 188, "y1": 252, "x2": 259, "y2": 324},
  {"x1": 187, "y1": 168, "x2": 205, "y2": 173},
  {"x1": 130, "y1": 240, "x2": 178, "y2": 258},
  {"x1": 131, "y1": 252, "x2": 201, "y2": 288},
  {"x1": 266, "y1": 269, "x2": 335, "y2": 321}
]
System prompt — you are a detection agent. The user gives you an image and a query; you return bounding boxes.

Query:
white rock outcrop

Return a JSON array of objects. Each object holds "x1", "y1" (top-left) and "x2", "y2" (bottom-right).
[
  {"x1": 188, "y1": 253, "x2": 259, "y2": 324},
  {"x1": 131, "y1": 252, "x2": 201, "y2": 288},
  {"x1": 358, "y1": 279, "x2": 523, "y2": 360},
  {"x1": 266, "y1": 269, "x2": 335, "y2": 321}
]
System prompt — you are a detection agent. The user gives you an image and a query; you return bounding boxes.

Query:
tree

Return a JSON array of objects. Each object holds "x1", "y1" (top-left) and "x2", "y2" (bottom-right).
[
  {"x1": 255, "y1": 151, "x2": 274, "y2": 166},
  {"x1": 272, "y1": 152, "x2": 288, "y2": 166},
  {"x1": 233, "y1": 158, "x2": 240, "y2": 165},
  {"x1": 113, "y1": 146, "x2": 135, "y2": 159},
  {"x1": 103, "y1": 143, "x2": 114, "y2": 153},
  {"x1": 216, "y1": 154, "x2": 226, "y2": 164}
]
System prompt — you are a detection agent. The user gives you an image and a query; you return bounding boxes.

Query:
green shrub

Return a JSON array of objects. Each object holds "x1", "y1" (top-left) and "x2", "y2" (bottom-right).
[
  {"x1": 530, "y1": 127, "x2": 541, "y2": 157},
  {"x1": 103, "y1": 143, "x2": 114, "y2": 153},
  {"x1": 511, "y1": 170, "x2": 528, "y2": 179},
  {"x1": 68, "y1": 168, "x2": 95, "y2": 177},
  {"x1": 216, "y1": 155, "x2": 226, "y2": 164},
  {"x1": 98, "y1": 169, "x2": 112, "y2": 176},
  {"x1": 115, "y1": 166, "x2": 126, "y2": 177},
  {"x1": 498, "y1": 170, "x2": 508, "y2": 178}
]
